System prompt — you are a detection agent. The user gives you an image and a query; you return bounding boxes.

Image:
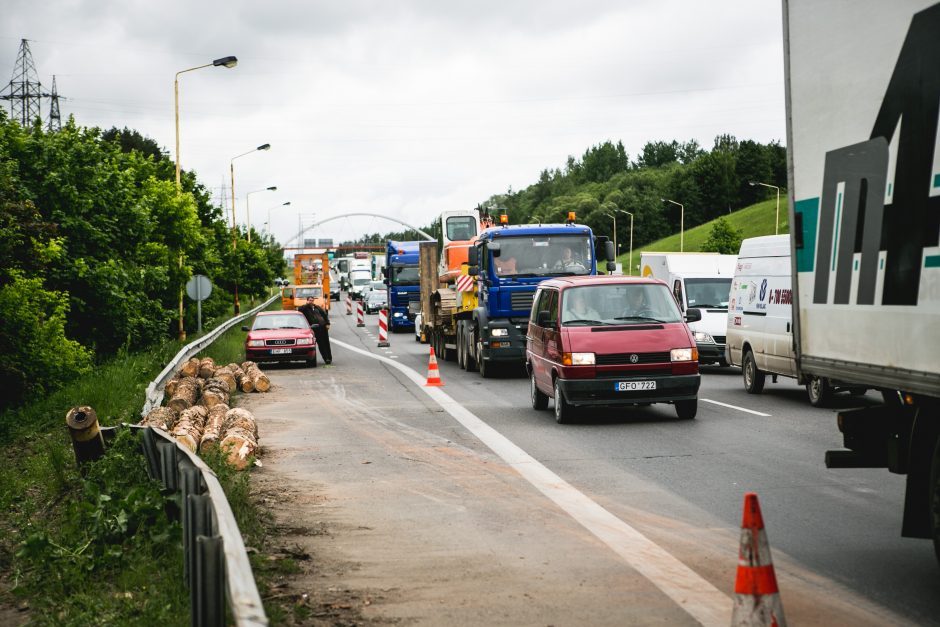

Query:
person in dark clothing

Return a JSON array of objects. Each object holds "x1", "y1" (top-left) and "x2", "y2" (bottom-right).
[{"x1": 298, "y1": 297, "x2": 333, "y2": 364}]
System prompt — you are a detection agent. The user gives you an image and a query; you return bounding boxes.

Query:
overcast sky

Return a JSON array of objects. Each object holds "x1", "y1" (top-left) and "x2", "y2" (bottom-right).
[{"x1": 1, "y1": 0, "x2": 786, "y2": 247}]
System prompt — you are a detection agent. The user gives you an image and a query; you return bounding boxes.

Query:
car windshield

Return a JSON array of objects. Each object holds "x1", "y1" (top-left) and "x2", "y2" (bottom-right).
[
  {"x1": 353, "y1": 277, "x2": 370, "y2": 286},
  {"x1": 561, "y1": 283, "x2": 682, "y2": 325},
  {"x1": 367, "y1": 291, "x2": 387, "y2": 303},
  {"x1": 370, "y1": 281, "x2": 385, "y2": 291},
  {"x1": 252, "y1": 314, "x2": 308, "y2": 330},
  {"x1": 492, "y1": 234, "x2": 593, "y2": 277},
  {"x1": 391, "y1": 265, "x2": 419, "y2": 285},
  {"x1": 684, "y1": 278, "x2": 732, "y2": 308},
  {"x1": 295, "y1": 287, "x2": 322, "y2": 298}
]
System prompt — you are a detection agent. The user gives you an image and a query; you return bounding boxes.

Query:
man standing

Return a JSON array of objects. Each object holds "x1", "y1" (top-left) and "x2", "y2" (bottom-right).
[{"x1": 298, "y1": 297, "x2": 333, "y2": 364}]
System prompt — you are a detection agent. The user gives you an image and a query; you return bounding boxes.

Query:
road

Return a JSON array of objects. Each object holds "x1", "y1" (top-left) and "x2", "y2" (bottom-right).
[{"x1": 242, "y1": 301, "x2": 940, "y2": 625}]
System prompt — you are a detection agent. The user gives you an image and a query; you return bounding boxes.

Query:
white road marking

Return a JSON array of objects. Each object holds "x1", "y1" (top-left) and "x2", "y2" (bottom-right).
[
  {"x1": 701, "y1": 398, "x2": 771, "y2": 417},
  {"x1": 333, "y1": 338, "x2": 732, "y2": 626}
]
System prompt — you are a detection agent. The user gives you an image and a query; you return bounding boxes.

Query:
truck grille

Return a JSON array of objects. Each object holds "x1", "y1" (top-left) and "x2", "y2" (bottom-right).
[
  {"x1": 265, "y1": 339, "x2": 296, "y2": 346},
  {"x1": 713, "y1": 335, "x2": 726, "y2": 344},
  {"x1": 595, "y1": 351, "x2": 671, "y2": 365},
  {"x1": 510, "y1": 292, "x2": 534, "y2": 311}
]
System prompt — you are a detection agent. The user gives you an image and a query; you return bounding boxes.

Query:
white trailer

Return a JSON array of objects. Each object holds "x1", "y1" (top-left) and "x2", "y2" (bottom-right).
[
  {"x1": 784, "y1": 0, "x2": 940, "y2": 560},
  {"x1": 640, "y1": 252, "x2": 737, "y2": 365}
]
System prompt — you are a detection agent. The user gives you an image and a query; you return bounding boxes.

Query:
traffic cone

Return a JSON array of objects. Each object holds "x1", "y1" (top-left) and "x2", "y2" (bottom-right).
[
  {"x1": 425, "y1": 347, "x2": 444, "y2": 387},
  {"x1": 732, "y1": 493, "x2": 786, "y2": 627}
]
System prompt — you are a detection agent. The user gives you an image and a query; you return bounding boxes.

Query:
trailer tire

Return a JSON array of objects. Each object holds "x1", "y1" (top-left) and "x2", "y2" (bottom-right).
[{"x1": 742, "y1": 349, "x2": 765, "y2": 394}]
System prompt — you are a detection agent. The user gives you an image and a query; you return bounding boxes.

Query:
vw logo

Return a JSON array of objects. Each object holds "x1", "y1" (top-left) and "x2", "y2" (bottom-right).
[{"x1": 629, "y1": 354, "x2": 639, "y2": 363}]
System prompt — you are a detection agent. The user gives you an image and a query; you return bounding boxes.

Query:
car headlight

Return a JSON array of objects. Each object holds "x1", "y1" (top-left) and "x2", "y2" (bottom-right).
[
  {"x1": 296, "y1": 337, "x2": 313, "y2": 345},
  {"x1": 671, "y1": 348, "x2": 698, "y2": 362},
  {"x1": 562, "y1": 352, "x2": 595, "y2": 366},
  {"x1": 693, "y1": 331, "x2": 715, "y2": 343},
  {"x1": 248, "y1": 339, "x2": 264, "y2": 347},
  {"x1": 490, "y1": 328, "x2": 509, "y2": 337}
]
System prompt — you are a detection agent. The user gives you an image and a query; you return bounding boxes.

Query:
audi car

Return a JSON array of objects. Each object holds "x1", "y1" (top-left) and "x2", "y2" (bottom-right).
[{"x1": 242, "y1": 310, "x2": 317, "y2": 367}]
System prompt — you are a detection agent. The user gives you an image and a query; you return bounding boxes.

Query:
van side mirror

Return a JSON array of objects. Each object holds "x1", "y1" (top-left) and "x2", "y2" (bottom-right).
[
  {"x1": 467, "y1": 247, "x2": 478, "y2": 266},
  {"x1": 684, "y1": 308, "x2": 702, "y2": 323},
  {"x1": 604, "y1": 240, "x2": 615, "y2": 261},
  {"x1": 537, "y1": 310, "x2": 552, "y2": 327}
]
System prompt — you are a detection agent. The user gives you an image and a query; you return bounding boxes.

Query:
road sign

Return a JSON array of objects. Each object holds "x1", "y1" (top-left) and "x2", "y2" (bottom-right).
[{"x1": 185, "y1": 275, "x2": 213, "y2": 332}]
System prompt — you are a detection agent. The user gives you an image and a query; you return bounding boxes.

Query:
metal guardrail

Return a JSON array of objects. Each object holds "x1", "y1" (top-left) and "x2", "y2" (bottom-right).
[{"x1": 137, "y1": 294, "x2": 278, "y2": 626}]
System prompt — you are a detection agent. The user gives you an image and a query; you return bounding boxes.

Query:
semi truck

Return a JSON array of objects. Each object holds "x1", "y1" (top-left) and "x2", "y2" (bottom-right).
[
  {"x1": 385, "y1": 240, "x2": 421, "y2": 331},
  {"x1": 283, "y1": 252, "x2": 330, "y2": 310},
  {"x1": 784, "y1": 0, "x2": 940, "y2": 560},
  {"x1": 640, "y1": 252, "x2": 737, "y2": 366},
  {"x1": 418, "y1": 209, "x2": 614, "y2": 377}
]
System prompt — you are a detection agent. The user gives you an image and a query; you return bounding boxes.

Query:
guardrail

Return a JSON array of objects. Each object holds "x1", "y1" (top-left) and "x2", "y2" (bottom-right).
[{"x1": 137, "y1": 294, "x2": 278, "y2": 626}]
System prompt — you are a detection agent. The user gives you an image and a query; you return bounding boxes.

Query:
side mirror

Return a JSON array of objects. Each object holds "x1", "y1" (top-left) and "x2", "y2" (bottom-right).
[
  {"x1": 241, "y1": 326, "x2": 250, "y2": 332},
  {"x1": 382, "y1": 266, "x2": 388, "y2": 276},
  {"x1": 606, "y1": 261, "x2": 617, "y2": 273},
  {"x1": 537, "y1": 310, "x2": 552, "y2": 327},
  {"x1": 684, "y1": 308, "x2": 702, "y2": 323},
  {"x1": 467, "y1": 247, "x2": 478, "y2": 266},
  {"x1": 489, "y1": 242, "x2": 501, "y2": 258},
  {"x1": 468, "y1": 266, "x2": 479, "y2": 276},
  {"x1": 604, "y1": 240, "x2": 615, "y2": 261}
]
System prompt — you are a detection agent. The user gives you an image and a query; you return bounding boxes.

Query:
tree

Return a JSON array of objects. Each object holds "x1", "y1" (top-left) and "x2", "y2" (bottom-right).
[{"x1": 701, "y1": 217, "x2": 743, "y2": 254}]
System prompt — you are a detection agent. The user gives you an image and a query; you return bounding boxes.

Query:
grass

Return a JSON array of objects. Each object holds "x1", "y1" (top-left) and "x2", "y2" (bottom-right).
[{"x1": 616, "y1": 199, "x2": 789, "y2": 271}]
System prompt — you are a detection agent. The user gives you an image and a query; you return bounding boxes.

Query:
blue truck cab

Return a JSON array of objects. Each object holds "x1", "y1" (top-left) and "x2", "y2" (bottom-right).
[{"x1": 385, "y1": 240, "x2": 421, "y2": 331}]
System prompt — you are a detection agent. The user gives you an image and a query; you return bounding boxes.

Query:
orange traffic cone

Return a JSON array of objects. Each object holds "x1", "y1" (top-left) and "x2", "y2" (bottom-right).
[
  {"x1": 425, "y1": 347, "x2": 443, "y2": 387},
  {"x1": 732, "y1": 493, "x2": 786, "y2": 627}
]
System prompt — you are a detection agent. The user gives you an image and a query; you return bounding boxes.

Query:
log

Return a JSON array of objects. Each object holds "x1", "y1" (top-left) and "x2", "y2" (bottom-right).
[
  {"x1": 168, "y1": 376, "x2": 201, "y2": 413},
  {"x1": 198, "y1": 357, "x2": 217, "y2": 380},
  {"x1": 228, "y1": 363, "x2": 253, "y2": 393},
  {"x1": 139, "y1": 406, "x2": 178, "y2": 432},
  {"x1": 220, "y1": 407, "x2": 259, "y2": 470},
  {"x1": 224, "y1": 407, "x2": 259, "y2": 439},
  {"x1": 201, "y1": 377, "x2": 231, "y2": 409},
  {"x1": 171, "y1": 405, "x2": 208, "y2": 453},
  {"x1": 179, "y1": 357, "x2": 200, "y2": 378},
  {"x1": 212, "y1": 366, "x2": 237, "y2": 394},
  {"x1": 241, "y1": 361, "x2": 270, "y2": 393},
  {"x1": 164, "y1": 375, "x2": 181, "y2": 397},
  {"x1": 199, "y1": 403, "x2": 229, "y2": 452}
]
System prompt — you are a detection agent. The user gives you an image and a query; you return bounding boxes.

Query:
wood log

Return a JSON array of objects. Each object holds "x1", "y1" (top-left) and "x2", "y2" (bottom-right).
[
  {"x1": 199, "y1": 403, "x2": 229, "y2": 452},
  {"x1": 198, "y1": 357, "x2": 217, "y2": 380},
  {"x1": 171, "y1": 405, "x2": 208, "y2": 453},
  {"x1": 223, "y1": 407, "x2": 259, "y2": 439},
  {"x1": 201, "y1": 377, "x2": 231, "y2": 409},
  {"x1": 212, "y1": 366, "x2": 237, "y2": 394},
  {"x1": 241, "y1": 361, "x2": 270, "y2": 393},
  {"x1": 179, "y1": 357, "x2": 200, "y2": 378},
  {"x1": 168, "y1": 376, "x2": 201, "y2": 413},
  {"x1": 139, "y1": 406, "x2": 178, "y2": 431},
  {"x1": 219, "y1": 427, "x2": 258, "y2": 470},
  {"x1": 228, "y1": 363, "x2": 253, "y2": 393},
  {"x1": 164, "y1": 375, "x2": 181, "y2": 397}
]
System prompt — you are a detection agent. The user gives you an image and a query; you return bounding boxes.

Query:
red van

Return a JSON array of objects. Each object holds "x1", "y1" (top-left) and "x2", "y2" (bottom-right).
[{"x1": 526, "y1": 276, "x2": 702, "y2": 423}]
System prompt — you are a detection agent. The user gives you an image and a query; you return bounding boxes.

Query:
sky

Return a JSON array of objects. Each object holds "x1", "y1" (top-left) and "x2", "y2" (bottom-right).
[{"x1": 1, "y1": 0, "x2": 786, "y2": 248}]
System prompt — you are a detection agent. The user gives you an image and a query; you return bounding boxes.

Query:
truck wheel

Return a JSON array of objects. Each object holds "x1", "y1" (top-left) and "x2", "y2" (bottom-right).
[
  {"x1": 806, "y1": 376, "x2": 831, "y2": 407},
  {"x1": 554, "y1": 378, "x2": 575, "y2": 424},
  {"x1": 465, "y1": 330, "x2": 478, "y2": 373},
  {"x1": 457, "y1": 329, "x2": 465, "y2": 369},
  {"x1": 675, "y1": 399, "x2": 697, "y2": 419},
  {"x1": 531, "y1": 370, "x2": 548, "y2": 410},
  {"x1": 742, "y1": 349, "x2": 765, "y2": 394}
]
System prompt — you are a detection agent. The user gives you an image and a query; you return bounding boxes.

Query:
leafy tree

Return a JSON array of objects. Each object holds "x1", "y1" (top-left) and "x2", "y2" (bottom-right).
[{"x1": 701, "y1": 217, "x2": 744, "y2": 254}]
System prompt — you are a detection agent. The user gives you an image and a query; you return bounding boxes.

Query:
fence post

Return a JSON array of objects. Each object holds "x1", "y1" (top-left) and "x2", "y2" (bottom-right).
[
  {"x1": 159, "y1": 442, "x2": 179, "y2": 492},
  {"x1": 181, "y1": 467, "x2": 206, "y2": 584},
  {"x1": 194, "y1": 534, "x2": 225, "y2": 627},
  {"x1": 140, "y1": 427, "x2": 161, "y2": 480}
]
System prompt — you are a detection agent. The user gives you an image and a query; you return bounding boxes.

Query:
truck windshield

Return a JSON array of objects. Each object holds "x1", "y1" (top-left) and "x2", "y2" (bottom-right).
[
  {"x1": 561, "y1": 284, "x2": 682, "y2": 325},
  {"x1": 391, "y1": 265, "x2": 419, "y2": 285},
  {"x1": 492, "y1": 235, "x2": 593, "y2": 277},
  {"x1": 295, "y1": 287, "x2": 322, "y2": 298},
  {"x1": 684, "y1": 278, "x2": 732, "y2": 308}
]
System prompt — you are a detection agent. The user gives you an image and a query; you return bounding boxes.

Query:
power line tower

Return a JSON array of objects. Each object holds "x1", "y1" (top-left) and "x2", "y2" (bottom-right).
[
  {"x1": 47, "y1": 75, "x2": 62, "y2": 131},
  {"x1": 1, "y1": 39, "x2": 63, "y2": 129}
]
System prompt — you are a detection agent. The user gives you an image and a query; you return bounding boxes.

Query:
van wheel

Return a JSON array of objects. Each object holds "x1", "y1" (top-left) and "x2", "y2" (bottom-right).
[
  {"x1": 554, "y1": 378, "x2": 575, "y2": 424},
  {"x1": 742, "y1": 350, "x2": 765, "y2": 394},
  {"x1": 531, "y1": 370, "x2": 548, "y2": 410},
  {"x1": 675, "y1": 399, "x2": 697, "y2": 419},
  {"x1": 806, "y1": 376, "x2": 831, "y2": 407}
]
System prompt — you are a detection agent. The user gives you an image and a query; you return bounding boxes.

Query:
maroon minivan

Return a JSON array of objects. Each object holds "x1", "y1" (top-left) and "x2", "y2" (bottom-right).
[{"x1": 526, "y1": 276, "x2": 702, "y2": 423}]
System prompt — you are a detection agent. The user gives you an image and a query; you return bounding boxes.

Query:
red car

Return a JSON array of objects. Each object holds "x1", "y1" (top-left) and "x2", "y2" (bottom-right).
[{"x1": 242, "y1": 310, "x2": 318, "y2": 367}]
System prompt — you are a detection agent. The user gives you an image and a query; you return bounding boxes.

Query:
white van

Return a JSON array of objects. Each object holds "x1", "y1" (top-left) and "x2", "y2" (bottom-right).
[{"x1": 726, "y1": 235, "x2": 863, "y2": 405}]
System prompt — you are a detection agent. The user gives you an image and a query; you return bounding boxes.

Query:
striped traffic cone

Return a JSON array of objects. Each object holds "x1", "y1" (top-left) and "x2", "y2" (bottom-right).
[
  {"x1": 356, "y1": 300, "x2": 365, "y2": 327},
  {"x1": 425, "y1": 347, "x2": 443, "y2": 386},
  {"x1": 732, "y1": 493, "x2": 786, "y2": 627}
]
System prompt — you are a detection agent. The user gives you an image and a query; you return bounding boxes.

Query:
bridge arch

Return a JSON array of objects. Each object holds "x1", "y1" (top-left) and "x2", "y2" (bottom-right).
[{"x1": 283, "y1": 212, "x2": 435, "y2": 248}]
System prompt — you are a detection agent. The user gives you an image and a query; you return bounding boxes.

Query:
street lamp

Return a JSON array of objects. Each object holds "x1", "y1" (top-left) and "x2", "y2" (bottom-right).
[
  {"x1": 173, "y1": 55, "x2": 237, "y2": 341},
  {"x1": 230, "y1": 143, "x2": 271, "y2": 313},
  {"x1": 267, "y1": 201, "x2": 291, "y2": 236},
  {"x1": 661, "y1": 198, "x2": 684, "y2": 252},
  {"x1": 749, "y1": 181, "x2": 782, "y2": 235},
  {"x1": 617, "y1": 209, "x2": 634, "y2": 275},
  {"x1": 246, "y1": 186, "x2": 277, "y2": 243}
]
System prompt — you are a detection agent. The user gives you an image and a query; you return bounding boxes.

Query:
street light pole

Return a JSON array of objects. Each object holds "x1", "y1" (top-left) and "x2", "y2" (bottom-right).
[
  {"x1": 661, "y1": 198, "x2": 685, "y2": 252},
  {"x1": 749, "y1": 181, "x2": 782, "y2": 235},
  {"x1": 618, "y1": 210, "x2": 634, "y2": 275},
  {"x1": 229, "y1": 143, "x2": 271, "y2": 314},
  {"x1": 173, "y1": 55, "x2": 237, "y2": 340},
  {"x1": 267, "y1": 201, "x2": 291, "y2": 236},
  {"x1": 246, "y1": 186, "x2": 277, "y2": 243}
]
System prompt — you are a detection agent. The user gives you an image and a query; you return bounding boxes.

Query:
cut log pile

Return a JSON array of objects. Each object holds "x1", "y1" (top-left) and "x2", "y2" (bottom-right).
[{"x1": 137, "y1": 358, "x2": 270, "y2": 469}]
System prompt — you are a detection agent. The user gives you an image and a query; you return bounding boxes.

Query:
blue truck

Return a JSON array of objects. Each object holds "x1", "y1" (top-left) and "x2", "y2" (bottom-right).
[{"x1": 385, "y1": 240, "x2": 421, "y2": 331}]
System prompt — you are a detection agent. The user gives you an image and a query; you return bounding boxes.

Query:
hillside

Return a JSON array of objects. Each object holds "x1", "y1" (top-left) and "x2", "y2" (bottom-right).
[{"x1": 616, "y1": 198, "x2": 788, "y2": 273}]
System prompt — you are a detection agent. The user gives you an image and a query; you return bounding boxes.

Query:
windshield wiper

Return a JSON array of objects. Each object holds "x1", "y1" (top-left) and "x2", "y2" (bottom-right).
[
  {"x1": 690, "y1": 304, "x2": 723, "y2": 309},
  {"x1": 613, "y1": 316, "x2": 666, "y2": 323},
  {"x1": 563, "y1": 319, "x2": 607, "y2": 326}
]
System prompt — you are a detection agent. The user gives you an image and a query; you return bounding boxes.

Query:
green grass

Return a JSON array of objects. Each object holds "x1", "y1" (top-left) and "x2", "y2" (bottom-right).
[{"x1": 616, "y1": 199, "x2": 788, "y2": 271}]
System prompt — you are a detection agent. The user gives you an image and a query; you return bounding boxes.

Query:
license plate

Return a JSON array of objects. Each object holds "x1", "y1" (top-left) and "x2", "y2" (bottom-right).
[
  {"x1": 615, "y1": 381, "x2": 656, "y2": 391},
  {"x1": 270, "y1": 348, "x2": 292, "y2": 355}
]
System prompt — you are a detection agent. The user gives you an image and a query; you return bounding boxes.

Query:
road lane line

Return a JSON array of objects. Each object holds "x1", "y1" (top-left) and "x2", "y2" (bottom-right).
[
  {"x1": 333, "y1": 338, "x2": 732, "y2": 626},
  {"x1": 701, "y1": 398, "x2": 771, "y2": 417}
]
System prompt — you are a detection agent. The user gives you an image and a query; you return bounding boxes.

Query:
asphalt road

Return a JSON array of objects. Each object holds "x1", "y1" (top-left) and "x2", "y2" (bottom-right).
[{"x1": 247, "y1": 301, "x2": 940, "y2": 625}]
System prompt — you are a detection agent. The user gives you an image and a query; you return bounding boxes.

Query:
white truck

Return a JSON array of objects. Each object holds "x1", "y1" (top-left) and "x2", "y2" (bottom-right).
[
  {"x1": 640, "y1": 252, "x2": 737, "y2": 366},
  {"x1": 784, "y1": 0, "x2": 940, "y2": 560}
]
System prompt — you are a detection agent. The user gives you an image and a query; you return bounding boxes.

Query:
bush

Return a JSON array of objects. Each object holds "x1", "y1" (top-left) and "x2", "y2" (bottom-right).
[{"x1": 701, "y1": 217, "x2": 744, "y2": 254}]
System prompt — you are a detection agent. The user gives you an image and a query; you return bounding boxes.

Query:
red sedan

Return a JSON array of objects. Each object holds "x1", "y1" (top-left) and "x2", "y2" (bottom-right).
[{"x1": 242, "y1": 310, "x2": 317, "y2": 367}]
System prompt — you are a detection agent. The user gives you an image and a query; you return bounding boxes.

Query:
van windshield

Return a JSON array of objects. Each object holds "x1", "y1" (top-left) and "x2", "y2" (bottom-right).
[
  {"x1": 561, "y1": 284, "x2": 682, "y2": 325},
  {"x1": 684, "y1": 278, "x2": 732, "y2": 308}
]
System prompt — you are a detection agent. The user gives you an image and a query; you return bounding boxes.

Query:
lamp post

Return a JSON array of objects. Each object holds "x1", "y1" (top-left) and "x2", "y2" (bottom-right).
[
  {"x1": 267, "y1": 201, "x2": 290, "y2": 236},
  {"x1": 173, "y1": 55, "x2": 237, "y2": 340},
  {"x1": 661, "y1": 198, "x2": 684, "y2": 252},
  {"x1": 246, "y1": 186, "x2": 277, "y2": 243},
  {"x1": 617, "y1": 209, "x2": 634, "y2": 275},
  {"x1": 749, "y1": 181, "x2": 782, "y2": 235},
  {"x1": 230, "y1": 143, "x2": 271, "y2": 313}
]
